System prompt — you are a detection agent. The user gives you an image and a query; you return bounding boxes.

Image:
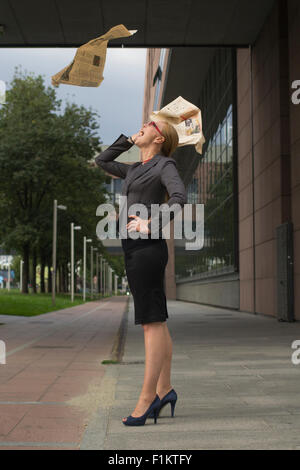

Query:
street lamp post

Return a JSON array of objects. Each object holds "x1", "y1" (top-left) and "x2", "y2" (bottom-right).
[
  {"x1": 114, "y1": 273, "x2": 118, "y2": 295},
  {"x1": 110, "y1": 268, "x2": 114, "y2": 295},
  {"x1": 90, "y1": 245, "x2": 93, "y2": 300},
  {"x1": 83, "y1": 237, "x2": 92, "y2": 301},
  {"x1": 106, "y1": 262, "x2": 109, "y2": 296},
  {"x1": 91, "y1": 247, "x2": 98, "y2": 299},
  {"x1": 20, "y1": 259, "x2": 24, "y2": 292},
  {"x1": 109, "y1": 267, "x2": 112, "y2": 296},
  {"x1": 106, "y1": 262, "x2": 108, "y2": 296},
  {"x1": 107, "y1": 264, "x2": 111, "y2": 296},
  {"x1": 96, "y1": 253, "x2": 99, "y2": 295},
  {"x1": 103, "y1": 260, "x2": 106, "y2": 297},
  {"x1": 71, "y1": 223, "x2": 81, "y2": 302},
  {"x1": 97, "y1": 252, "x2": 100, "y2": 294},
  {"x1": 99, "y1": 255, "x2": 103, "y2": 296},
  {"x1": 52, "y1": 200, "x2": 67, "y2": 306},
  {"x1": 7, "y1": 263, "x2": 11, "y2": 292}
]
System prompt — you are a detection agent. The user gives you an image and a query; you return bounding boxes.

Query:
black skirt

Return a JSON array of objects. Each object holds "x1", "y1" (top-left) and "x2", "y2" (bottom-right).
[{"x1": 122, "y1": 238, "x2": 169, "y2": 325}]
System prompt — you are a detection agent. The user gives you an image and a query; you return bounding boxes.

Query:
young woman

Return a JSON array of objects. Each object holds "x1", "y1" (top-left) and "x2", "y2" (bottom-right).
[{"x1": 95, "y1": 120, "x2": 187, "y2": 426}]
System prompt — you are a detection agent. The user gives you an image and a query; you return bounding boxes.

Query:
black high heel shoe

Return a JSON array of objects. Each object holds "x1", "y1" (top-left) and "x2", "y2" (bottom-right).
[
  {"x1": 122, "y1": 395, "x2": 161, "y2": 426},
  {"x1": 149, "y1": 389, "x2": 178, "y2": 418}
]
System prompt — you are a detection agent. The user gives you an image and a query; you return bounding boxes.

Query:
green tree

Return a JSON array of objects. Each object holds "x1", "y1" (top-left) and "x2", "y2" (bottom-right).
[{"x1": 0, "y1": 67, "x2": 109, "y2": 293}]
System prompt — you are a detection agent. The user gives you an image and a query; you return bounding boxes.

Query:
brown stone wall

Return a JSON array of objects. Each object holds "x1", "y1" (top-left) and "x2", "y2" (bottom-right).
[
  {"x1": 237, "y1": 0, "x2": 298, "y2": 318},
  {"x1": 289, "y1": 0, "x2": 300, "y2": 320}
]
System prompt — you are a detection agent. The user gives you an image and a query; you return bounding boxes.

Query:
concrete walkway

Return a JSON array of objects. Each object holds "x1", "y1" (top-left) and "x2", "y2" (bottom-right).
[
  {"x1": 0, "y1": 296, "x2": 128, "y2": 450},
  {"x1": 81, "y1": 296, "x2": 300, "y2": 450}
]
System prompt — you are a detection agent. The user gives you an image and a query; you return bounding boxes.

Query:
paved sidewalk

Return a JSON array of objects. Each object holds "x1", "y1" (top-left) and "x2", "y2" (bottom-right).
[
  {"x1": 81, "y1": 296, "x2": 300, "y2": 450},
  {"x1": 0, "y1": 296, "x2": 128, "y2": 450}
]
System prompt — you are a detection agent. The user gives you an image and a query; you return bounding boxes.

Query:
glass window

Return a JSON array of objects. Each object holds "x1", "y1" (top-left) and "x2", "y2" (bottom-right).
[{"x1": 175, "y1": 48, "x2": 237, "y2": 280}]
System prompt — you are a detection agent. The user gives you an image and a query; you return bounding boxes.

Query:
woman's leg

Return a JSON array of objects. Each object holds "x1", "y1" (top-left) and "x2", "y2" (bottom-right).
[
  {"x1": 122, "y1": 321, "x2": 166, "y2": 421},
  {"x1": 155, "y1": 322, "x2": 173, "y2": 399}
]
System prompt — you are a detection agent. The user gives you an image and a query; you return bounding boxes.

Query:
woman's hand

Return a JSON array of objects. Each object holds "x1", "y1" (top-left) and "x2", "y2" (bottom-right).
[
  {"x1": 126, "y1": 215, "x2": 150, "y2": 234},
  {"x1": 130, "y1": 132, "x2": 140, "y2": 144}
]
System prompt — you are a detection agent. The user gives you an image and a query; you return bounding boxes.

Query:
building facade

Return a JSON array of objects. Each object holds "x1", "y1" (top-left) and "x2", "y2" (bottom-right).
[{"x1": 143, "y1": 0, "x2": 300, "y2": 321}]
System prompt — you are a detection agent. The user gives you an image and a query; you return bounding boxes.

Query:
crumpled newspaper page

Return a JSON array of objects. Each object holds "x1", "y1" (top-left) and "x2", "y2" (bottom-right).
[
  {"x1": 51, "y1": 24, "x2": 137, "y2": 88},
  {"x1": 150, "y1": 96, "x2": 206, "y2": 154}
]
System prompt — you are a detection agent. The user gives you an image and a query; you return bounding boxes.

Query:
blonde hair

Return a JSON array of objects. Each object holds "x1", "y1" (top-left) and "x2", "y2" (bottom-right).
[{"x1": 160, "y1": 121, "x2": 179, "y2": 157}]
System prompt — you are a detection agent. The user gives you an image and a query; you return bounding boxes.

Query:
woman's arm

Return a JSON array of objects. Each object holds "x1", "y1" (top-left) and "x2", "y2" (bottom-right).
[
  {"x1": 95, "y1": 134, "x2": 135, "y2": 179},
  {"x1": 147, "y1": 160, "x2": 187, "y2": 236}
]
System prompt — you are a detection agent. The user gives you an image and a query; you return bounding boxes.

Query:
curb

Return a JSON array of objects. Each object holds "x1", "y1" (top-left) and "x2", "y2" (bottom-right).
[
  {"x1": 79, "y1": 365, "x2": 120, "y2": 450},
  {"x1": 80, "y1": 296, "x2": 130, "y2": 450},
  {"x1": 110, "y1": 296, "x2": 130, "y2": 363}
]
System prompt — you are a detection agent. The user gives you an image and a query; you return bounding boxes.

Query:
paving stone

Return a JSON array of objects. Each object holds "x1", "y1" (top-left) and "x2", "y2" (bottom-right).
[
  {"x1": 0, "y1": 296, "x2": 128, "y2": 450},
  {"x1": 81, "y1": 296, "x2": 300, "y2": 450}
]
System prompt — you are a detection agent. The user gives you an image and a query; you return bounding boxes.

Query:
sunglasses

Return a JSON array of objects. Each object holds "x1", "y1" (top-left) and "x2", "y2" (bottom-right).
[{"x1": 146, "y1": 121, "x2": 164, "y2": 136}]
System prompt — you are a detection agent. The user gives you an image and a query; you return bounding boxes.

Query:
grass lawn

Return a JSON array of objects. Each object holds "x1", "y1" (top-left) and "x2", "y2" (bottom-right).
[{"x1": 0, "y1": 288, "x2": 106, "y2": 316}]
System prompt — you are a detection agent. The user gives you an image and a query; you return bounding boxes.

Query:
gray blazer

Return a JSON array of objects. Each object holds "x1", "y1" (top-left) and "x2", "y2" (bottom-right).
[{"x1": 95, "y1": 133, "x2": 187, "y2": 236}]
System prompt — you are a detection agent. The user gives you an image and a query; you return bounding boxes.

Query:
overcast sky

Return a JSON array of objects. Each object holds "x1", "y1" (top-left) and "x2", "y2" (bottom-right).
[{"x1": 0, "y1": 47, "x2": 147, "y2": 144}]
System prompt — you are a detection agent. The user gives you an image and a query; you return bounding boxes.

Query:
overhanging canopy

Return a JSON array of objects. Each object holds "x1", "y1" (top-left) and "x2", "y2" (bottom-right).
[{"x1": 0, "y1": 0, "x2": 275, "y2": 47}]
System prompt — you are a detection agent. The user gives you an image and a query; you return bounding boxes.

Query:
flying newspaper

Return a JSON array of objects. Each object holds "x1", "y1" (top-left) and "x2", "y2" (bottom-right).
[
  {"x1": 51, "y1": 24, "x2": 137, "y2": 88},
  {"x1": 150, "y1": 96, "x2": 206, "y2": 154}
]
